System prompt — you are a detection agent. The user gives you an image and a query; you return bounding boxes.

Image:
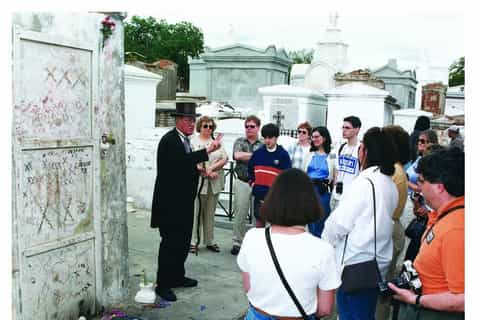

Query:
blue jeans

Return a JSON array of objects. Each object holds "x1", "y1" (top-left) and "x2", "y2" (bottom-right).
[
  {"x1": 308, "y1": 187, "x2": 331, "y2": 238},
  {"x1": 245, "y1": 304, "x2": 317, "y2": 320},
  {"x1": 336, "y1": 285, "x2": 379, "y2": 320}
]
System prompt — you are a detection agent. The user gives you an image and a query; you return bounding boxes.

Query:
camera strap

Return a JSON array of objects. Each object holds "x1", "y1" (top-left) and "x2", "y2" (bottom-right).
[
  {"x1": 422, "y1": 205, "x2": 464, "y2": 243},
  {"x1": 341, "y1": 176, "x2": 384, "y2": 283},
  {"x1": 341, "y1": 177, "x2": 378, "y2": 265}
]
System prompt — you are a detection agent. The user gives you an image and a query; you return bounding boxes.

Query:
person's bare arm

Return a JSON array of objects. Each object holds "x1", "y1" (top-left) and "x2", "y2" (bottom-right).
[
  {"x1": 234, "y1": 151, "x2": 252, "y2": 162},
  {"x1": 241, "y1": 272, "x2": 251, "y2": 293},
  {"x1": 389, "y1": 283, "x2": 464, "y2": 312},
  {"x1": 208, "y1": 157, "x2": 228, "y2": 173},
  {"x1": 316, "y1": 287, "x2": 335, "y2": 316}
]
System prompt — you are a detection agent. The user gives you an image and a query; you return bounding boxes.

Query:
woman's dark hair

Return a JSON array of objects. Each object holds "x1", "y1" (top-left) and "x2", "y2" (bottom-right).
[
  {"x1": 419, "y1": 129, "x2": 439, "y2": 145},
  {"x1": 362, "y1": 127, "x2": 395, "y2": 176},
  {"x1": 261, "y1": 168, "x2": 323, "y2": 226},
  {"x1": 413, "y1": 116, "x2": 430, "y2": 131},
  {"x1": 383, "y1": 125, "x2": 410, "y2": 165},
  {"x1": 424, "y1": 144, "x2": 446, "y2": 156},
  {"x1": 309, "y1": 126, "x2": 332, "y2": 154}
]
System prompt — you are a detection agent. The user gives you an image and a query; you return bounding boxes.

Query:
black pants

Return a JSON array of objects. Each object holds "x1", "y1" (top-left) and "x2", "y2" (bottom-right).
[{"x1": 156, "y1": 225, "x2": 192, "y2": 288}]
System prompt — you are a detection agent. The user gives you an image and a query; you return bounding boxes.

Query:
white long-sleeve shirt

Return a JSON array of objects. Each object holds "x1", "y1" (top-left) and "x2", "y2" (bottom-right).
[{"x1": 322, "y1": 166, "x2": 398, "y2": 278}]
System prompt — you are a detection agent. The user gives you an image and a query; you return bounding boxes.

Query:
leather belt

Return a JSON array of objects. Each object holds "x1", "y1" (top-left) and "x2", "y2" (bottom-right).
[{"x1": 253, "y1": 305, "x2": 304, "y2": 320}]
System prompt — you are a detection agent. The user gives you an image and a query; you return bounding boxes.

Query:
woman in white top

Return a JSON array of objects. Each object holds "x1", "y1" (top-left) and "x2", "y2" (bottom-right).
[
  {"x1": 190, "y1": 116, "x2": 228, "y2": 254},
  {"x1": 322, "y1": 127, "x2": 398, "y2": 320},
  {"x1": 238, "y1": 168, "x2": 341, "y2": 320}
]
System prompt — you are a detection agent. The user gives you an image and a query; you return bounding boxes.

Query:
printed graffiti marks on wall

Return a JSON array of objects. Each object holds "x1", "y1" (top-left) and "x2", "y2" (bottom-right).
[
  {"x1": 16, "y1": 43, "x2": 91, "y2": 139},
  {"x1": 27, "y1": 244, "x2": 95, "y2": 316},
  {"x1": 23, "y1": 148, "x2": 93, "y2": 240}
]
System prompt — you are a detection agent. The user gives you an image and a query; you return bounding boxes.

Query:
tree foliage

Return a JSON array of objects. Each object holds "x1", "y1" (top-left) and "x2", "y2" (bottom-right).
[
  {"x1": 286, "y1": 49, "x2": 314, "y2": 84},
  {"x1": 289, "y1": 49, "x2": 314, "y2": 64},
  {"x1": 124, "y1": 15, "x2": 204, "y2": 91},
  {"x1": 448, "y1": 56, "x2": 464, "y2": 87}
]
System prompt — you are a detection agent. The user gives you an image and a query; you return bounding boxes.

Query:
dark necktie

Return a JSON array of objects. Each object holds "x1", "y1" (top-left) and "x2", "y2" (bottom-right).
[{"x1": 183, "y1": 136, "x2": 191, "y2": 154}]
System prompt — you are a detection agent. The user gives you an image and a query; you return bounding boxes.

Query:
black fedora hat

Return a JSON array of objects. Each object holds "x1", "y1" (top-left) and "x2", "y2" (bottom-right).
[{"x1": 170, "y1": 102, "x2": 201, "y2": 117}]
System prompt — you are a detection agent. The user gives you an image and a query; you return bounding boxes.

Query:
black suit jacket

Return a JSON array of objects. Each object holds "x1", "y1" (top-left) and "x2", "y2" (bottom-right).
[{"x1": 150, "y1": 128, "x2": 208, "y2": 229}]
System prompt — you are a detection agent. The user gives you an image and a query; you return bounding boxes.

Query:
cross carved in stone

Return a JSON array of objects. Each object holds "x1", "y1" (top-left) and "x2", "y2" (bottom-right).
[{"x1": 273, "y1": 110, "x2": 285, "y2": 129}]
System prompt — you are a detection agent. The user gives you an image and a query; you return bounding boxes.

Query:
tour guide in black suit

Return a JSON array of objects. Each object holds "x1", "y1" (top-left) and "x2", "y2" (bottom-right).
[{"x1": 151, "y1": 102, "x2": 222, "y2": 301}]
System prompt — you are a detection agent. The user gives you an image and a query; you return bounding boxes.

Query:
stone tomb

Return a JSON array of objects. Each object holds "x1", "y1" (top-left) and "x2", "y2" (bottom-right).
[
  {"x1": 258, "y1": 84, "x2": 328, "y2": 130},
  {"x1": 189, "y1": 43, "x2": 291, "y2": 112},
  {"x1": 325, "y1": 82, "x2": 400, "y2": 144},
  {"x1": 125, "y1": 64, "x2": 163, "y2": 140}
]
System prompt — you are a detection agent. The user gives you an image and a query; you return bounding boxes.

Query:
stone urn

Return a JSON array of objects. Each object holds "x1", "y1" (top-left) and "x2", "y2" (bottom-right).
[{"x1": 134, "y1": 282, "x2": 156, "y2": 304}]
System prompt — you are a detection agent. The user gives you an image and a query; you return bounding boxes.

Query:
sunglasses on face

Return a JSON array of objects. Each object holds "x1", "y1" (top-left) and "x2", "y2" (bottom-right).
[
  {"x1": 297, "y1": 129, "x2": 308, "y2": 135},
  {"x1": 202, "y1": 124, "x2": 214, "y2": 129},
  {"x1": 342, "y1": 126, "x2": 354, "y2": 130},
  {"x1": 245, "y1": 125, "x2": 257, "y2": 129},
  {"x1": 418, "y1": 139, "x2": 427, "y2": 144}
]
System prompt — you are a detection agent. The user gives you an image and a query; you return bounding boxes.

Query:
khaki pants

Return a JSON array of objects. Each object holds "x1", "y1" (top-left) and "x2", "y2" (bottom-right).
[
  {"x1": 232, "y1": 179, "x2": 252, "y2": 247},
  {"x1": 192, "y1": 183, "x2": 219, "y2": 246},
  {"x1": 376, "y1": 219, "x2": 406, "y2": 319}
]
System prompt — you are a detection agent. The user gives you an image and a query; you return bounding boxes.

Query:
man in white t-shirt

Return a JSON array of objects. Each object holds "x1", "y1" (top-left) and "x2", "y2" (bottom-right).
[{"x1": 331, "y1": 116, "x2": 362, "y2": 210}]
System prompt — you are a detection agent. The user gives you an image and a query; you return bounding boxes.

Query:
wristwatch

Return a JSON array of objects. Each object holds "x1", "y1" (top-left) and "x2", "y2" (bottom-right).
[{"x1": 415, "y1": 294, "x2": 422, "y2": 307}]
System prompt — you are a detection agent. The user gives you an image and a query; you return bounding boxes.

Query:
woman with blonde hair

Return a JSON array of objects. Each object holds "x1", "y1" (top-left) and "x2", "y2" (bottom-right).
[{"x1": 190, "y1": 116, "x2": 228, "y2": 254}]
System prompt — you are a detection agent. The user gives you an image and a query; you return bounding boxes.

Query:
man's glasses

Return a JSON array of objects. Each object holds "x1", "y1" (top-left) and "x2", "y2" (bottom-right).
[
  {"x1": 297, "y1": 129, "x2": 308, "y2": 135},
  {"x1": 202, "y1": 124, "x2": 214, "y2": 130},
  {"x1": 245, "y1": 125, "x2": 257, "y2": 129},
  {"x1": 342, "y1": 126, "x2": 354, "y2": 130},
  {"x1": 418, "y1": 139, "x2": 427, "y2": 144}
]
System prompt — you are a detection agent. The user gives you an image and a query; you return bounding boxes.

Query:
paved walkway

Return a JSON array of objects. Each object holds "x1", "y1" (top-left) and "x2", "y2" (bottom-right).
[{"x1": 106, "y1": 208, "x2": 249, "y2": 320}]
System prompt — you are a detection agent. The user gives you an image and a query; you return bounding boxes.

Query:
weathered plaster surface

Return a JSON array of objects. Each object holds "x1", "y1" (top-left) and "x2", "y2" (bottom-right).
[
  {"x1": 12, "y1": 12, "x2": 128, "y2": 319},
  {"x1": 96, "y1": 14, "x2": 129, "y2": 304}
]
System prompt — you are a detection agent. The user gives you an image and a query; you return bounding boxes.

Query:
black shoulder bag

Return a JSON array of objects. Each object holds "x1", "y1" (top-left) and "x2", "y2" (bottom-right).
[
  {"x1": 340, "y1": 177, "x2": 384, "y2": 293},
  {"x1": 265, "y1": 227, "x2": 310, "y2": 320}
]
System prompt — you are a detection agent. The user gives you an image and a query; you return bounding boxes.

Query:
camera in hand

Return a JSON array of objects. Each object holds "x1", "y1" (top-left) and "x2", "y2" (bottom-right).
[
  {"x1": 379, "y1": 260, "x2": 422, "y2": 297},
  {"x1": 410, "y1": 192, "x2": 425, "y2": 206},
  {"x1": 335, "y1": 181, "x2": 343, "y2": 194}
]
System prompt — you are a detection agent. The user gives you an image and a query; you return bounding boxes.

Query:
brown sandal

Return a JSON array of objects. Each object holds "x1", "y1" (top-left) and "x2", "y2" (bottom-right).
[
  {"x1": 206, "y1": 244, "x2": 220, "y2": 253},
  {"x1": 189, "y1": 244, "x2": 198, "y2": 254}
]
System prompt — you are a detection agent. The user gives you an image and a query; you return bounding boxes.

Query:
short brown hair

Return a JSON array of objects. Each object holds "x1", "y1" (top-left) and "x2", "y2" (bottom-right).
[
  {"x1": 260, "y1": 168, "x2": 323, "y2": 226},
  {"x1": 297, "y1": 121, "x2": 312, "y2": 135},
  {"x1": 244, "y1": 115, "x2": 261, "y2": 127},
  {"x1": 196, "y1": 116, "x2": 216, "y2": 133}
]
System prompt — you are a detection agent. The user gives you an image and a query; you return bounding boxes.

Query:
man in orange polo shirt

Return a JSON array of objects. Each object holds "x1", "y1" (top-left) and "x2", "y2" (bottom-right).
[{"x1": 389, "y1": 148, "x2": 464, "y2": 319}]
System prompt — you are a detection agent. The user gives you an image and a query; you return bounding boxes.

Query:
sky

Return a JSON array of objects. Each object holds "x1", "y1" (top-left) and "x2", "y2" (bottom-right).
[{"x1": 127, "y1": 9, "x2": 465, "y2": 73}]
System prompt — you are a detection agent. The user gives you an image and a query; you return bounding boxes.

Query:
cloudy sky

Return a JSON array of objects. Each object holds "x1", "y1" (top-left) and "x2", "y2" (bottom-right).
[{"x1": 128, "y1": 8, "x2": 464, "y2": 73}]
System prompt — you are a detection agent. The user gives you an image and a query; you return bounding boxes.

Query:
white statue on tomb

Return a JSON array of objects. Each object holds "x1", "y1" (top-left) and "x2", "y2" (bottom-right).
[
  {"x1": 328, "y1": 12, "x2": 339, "y2": 29},
  {"x1": 227, "y1": 24, "x2": 237, "y2": 44}
]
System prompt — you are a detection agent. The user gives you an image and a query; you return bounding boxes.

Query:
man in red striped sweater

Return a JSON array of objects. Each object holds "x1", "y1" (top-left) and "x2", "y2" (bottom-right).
[{"x1": 248, "y1": 123, "x2": 292, "y2": 227}]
